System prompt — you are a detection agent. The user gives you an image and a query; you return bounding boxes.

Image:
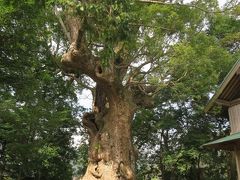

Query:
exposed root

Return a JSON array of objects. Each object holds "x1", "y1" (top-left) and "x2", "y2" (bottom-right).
[
  {"x1": 85, "y1": 162, "x2": 103, "y2": 179},
  {"x1": 119, "y1": 162, "x2": 134, "y2": 180},
  {"x1": 90, "y1": 164, "x2": 103, "y2": 179},
  {"x1": 82, "y1": 160, "x2": 136, "y2": 180}
]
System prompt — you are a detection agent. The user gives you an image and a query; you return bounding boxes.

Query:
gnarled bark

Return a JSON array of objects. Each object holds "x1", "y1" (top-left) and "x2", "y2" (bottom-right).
[
  {"x1": 59, "y1": 12, "x2": 154, "y2": 179},
  {"x1": 82, "y1": 86, "x2": 137, "y2": 180}
]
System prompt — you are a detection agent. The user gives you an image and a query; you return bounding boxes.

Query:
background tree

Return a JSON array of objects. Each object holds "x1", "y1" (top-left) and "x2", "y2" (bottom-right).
[
  {"x1": 0, "y1": 1, "x2": 81, "y2": 179},
  {"x1": 133, "y1": 1, "x2": 240, "y2": 179}
]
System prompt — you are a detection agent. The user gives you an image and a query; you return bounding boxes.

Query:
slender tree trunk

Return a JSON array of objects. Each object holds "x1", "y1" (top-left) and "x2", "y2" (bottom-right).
[{"x1": 82, "y1": 86, "x2": 137, "y2": 180}]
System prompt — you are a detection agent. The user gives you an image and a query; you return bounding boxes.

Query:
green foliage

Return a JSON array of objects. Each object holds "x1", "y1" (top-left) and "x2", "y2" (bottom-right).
[
  {"x1": 163, "y1": 148, "x2": 200, "y2": 175},
  {"x1": 133, "y1": 1, "x2": 239, "y2": 179},
  {"x1": 1, "y1": 0, "x2": 240, "y2": 179},
  {"x1": 72, "y1": 143, "x2": 88, "y2": 176},
  {"x1": 0, "y1": 1, "x2": 80, "y2": 179}
]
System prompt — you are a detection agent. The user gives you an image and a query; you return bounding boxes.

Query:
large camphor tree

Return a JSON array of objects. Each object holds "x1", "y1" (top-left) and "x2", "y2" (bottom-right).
[{"x1": 55, "y1": 0, "x2": 238, "y2": 179}]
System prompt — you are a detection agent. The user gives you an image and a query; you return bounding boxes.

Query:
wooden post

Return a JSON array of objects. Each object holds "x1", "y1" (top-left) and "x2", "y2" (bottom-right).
[
  {"x1": 229, "y1": 104, "x2": 240, "y2": 180},
  {"x1": 234, "y1": 149, "x2": 240, "y2": 180}
]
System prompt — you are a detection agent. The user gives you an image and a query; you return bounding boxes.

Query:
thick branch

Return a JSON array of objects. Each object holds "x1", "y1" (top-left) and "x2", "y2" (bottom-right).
[
  {"x1": 61, "y1": 42, "x2": 97, "y2": 78},
  {"x1": 61, "y1": 16, "x2": 117, "y2": 84},
  {"x1": 138, "y1": 0, "x2": 232, "y2": 13},
  {"x1": 130, "y1": 84, "x2": 156, "y2": 108},
  {"x1": 54, "y1": 7, "x2": 71, "y2": 42},
  {"x1": 138, "y1": 0, "x2": 174, "y2": 5},
  {"x1": 63, "y1": 72, "x2": 94, "y2": 91},
  {"x1": 127, "y1": 59, "x2": 155, "y2": 84}
]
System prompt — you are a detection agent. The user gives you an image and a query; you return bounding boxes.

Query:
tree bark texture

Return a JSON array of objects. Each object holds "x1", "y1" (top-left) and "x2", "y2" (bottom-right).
[
  {"x1": 82, "y1": 87, "x2": 137, "y2": 180},
  {"x1": 62, "y1": 41, "x2": 138, "y2": 179},
  {"x1": 60, "y1": 15, "x2": 154, "y2": 180}
]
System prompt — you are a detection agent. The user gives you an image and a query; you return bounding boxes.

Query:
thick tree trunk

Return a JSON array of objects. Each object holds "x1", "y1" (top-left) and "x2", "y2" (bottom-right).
[
  {"x1": 60, "y1": 16, "x2": 154, "y2": 179},
  {"x1": 82, "y1": 86, "x2": 137, "y2": 180}
]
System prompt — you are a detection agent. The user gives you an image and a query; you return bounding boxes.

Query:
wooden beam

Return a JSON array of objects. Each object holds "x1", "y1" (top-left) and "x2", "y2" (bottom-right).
[
  {"x1": 215, "y1": 99, "x2": 231, "y2": 107},
  {"x1": 236, "y1": 68, "x2": 240, "y2": 75},
  {"x1": 230, "y1": 98, "x2": 240, "y2": 107},
  {"x1": 214, "y1": 98, "x2": 240, "y2": 107}
]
